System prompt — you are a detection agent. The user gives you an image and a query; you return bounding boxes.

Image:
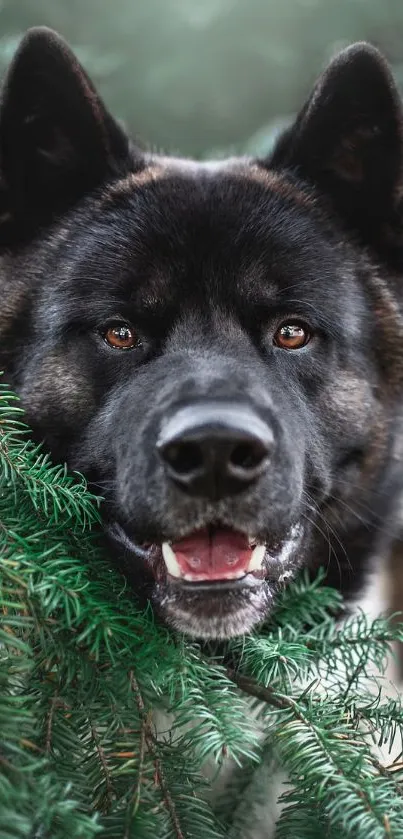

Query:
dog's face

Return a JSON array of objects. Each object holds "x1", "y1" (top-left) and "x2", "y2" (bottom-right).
[{"x1": 1, "y1": 29, "x2": 403, "y2": 638}]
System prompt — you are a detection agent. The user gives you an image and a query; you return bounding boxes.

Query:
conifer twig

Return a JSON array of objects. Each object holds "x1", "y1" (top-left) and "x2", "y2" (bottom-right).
[
  {"x1": 45, "y1": 693, "x2": 58, "y2": 754},
  {"x1": 124, "y1": 716, "x2": 147, "y2": 839},
  {"x1": 129, "y1": 671, "x2": 186, "y2": 839},
  {"x1": 89, "y1": 720, "x2": 115, "y2": 812}
]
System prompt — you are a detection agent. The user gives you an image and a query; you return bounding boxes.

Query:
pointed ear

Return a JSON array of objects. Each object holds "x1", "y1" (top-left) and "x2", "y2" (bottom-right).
[
  {"x1": 0, "y1": 27, "x2": 137, "y2": 239},
  {"x1": 269, "y1": 43, "x2": 403, "y2": 248}
]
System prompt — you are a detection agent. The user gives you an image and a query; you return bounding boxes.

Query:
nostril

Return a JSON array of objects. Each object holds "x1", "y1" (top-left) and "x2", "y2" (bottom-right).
[
  {"x1": 157, "y1": 403, "x2": 274, "y2": 497},
  {"x1": 163, "y1": 441, "x2": 204, "y2": 475},
  {"x1": 230, "y1": 441, "x2": 268, "y2": 471}
]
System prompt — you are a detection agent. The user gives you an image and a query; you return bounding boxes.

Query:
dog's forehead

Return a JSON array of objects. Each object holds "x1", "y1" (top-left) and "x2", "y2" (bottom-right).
[
  {"x1": 44, "y1": 154, "x2": 361, "y2": 333},
  {"x1": 119, "y1": 167, "x2": 354, "y2": 309},
  {"x1": 101, "y1": 154, "x2": 315, "y2": 215},
  {"x1": 92, "y1": 157, "x2": 332, "y2": 294}
]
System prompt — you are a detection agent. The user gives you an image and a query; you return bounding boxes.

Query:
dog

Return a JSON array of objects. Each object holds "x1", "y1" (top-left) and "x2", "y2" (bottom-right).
[
  {"x1": 2, "y1": 27, "x2": 403, "y2": 838},
  {"x1": 1, "y1": 28, "x2": 403, "y2": 642}
]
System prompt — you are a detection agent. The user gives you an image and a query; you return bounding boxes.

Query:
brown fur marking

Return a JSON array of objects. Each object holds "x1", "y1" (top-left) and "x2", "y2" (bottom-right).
[
  {"x1": 366, "y1": 270, "x2": 403, "y2": 394},
  {"x1": 0, "y1": 278, "x2": 29, "y2": 335},
  {"x1": 20, "y1": 354, "x2": 95, "y2": 421},
  {"x1": 245, "y1": 164, "x2": 317, "y2": 210},
  {"x1": 100, "y1": 158, "x2": 316, "y2": 213},
  {"x1": 321, "y1": 372, "x2": 375, "y2": 436},
  {"x1": 101, "y1": 165, "x2": 166, "y2": 205}
]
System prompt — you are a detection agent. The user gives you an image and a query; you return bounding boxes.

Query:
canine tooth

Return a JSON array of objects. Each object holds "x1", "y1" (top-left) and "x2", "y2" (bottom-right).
[
  {"x1": 161, "y1": 542, "x2": 182, "y2": 578},
  {"x1": 247, "y1": 544, "x2": 266, "y2": 572}
]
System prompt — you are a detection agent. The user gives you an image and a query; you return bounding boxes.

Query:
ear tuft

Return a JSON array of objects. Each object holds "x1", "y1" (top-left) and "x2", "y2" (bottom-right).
[
  {"x1": 0, "y1": 27, "x2": 136, "y2": 240},
  {"x1": 269, "y1": 43, "x2": 403, "y2": 248}
]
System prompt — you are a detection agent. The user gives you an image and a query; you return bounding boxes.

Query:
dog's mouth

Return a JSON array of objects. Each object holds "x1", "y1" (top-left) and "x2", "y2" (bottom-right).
[
  {"x1": 107, "y1": 520, "x2": 305, "y2": 638},
  {"x1": 160, "y1": 528, "x2": 267, "y2": 584},
  {"x1": 108, "y1": 522, "x2": 303, "y2": 585}
]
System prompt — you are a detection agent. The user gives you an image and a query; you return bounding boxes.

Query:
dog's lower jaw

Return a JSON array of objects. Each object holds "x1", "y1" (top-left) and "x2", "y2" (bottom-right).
[{"x1": 153, "y1": 579, "x2": 274, "y2": 639}]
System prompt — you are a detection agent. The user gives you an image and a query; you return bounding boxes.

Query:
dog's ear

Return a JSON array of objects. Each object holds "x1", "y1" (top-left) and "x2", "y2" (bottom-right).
[
  {"x1": 0, "y1": 27, "x2": 137, "y2": 239},
  {"x1": 269, "y1": 43, "x2": 403, "y2": 248}
]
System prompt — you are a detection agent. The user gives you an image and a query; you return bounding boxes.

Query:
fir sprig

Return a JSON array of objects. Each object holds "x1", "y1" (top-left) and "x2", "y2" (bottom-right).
[
  {"x1": 0, "y1": 383, "x2": 101, "y2": 530},
  {"x1": 1, "y1": 379, "x2": 403, "y2": 838}
]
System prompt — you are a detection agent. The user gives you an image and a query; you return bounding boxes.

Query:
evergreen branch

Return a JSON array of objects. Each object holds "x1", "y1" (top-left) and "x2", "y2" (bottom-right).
[
  {"x1": 0, "y1": 383, "x2": 101, "y2": 530},
  {"x1": 89, "y1": 720, "x2": 116, "y2": 813},
  {"x1": 367, "y1": 751, "x2": 403, "y2": 797},
  {"x1": 45, "y1": 692, "x2": 59, "y2": 754},
  {"x1": 228, "y1": 670, "x2": 403, "y2": 837},
  {"x1": 129, "y1": 671, "x2": 186, "y2": 839},
  {"x1": 124, "y1": 716, "x2": 147, "y2": 839},
  {"x1": 227, "y1": 667, "x2": 301, "y2": 710},
  {"x1": 267, "y1": 567, "x2": 343, "y2": 631},
  {"x1": 2, "y1": 376, "x2": 403, "y2": 836}
]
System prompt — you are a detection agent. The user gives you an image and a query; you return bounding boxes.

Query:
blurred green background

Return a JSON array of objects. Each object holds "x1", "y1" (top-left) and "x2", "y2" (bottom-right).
[{"x1": 1, "y1": 0, "x2": 403, "y2": 158}]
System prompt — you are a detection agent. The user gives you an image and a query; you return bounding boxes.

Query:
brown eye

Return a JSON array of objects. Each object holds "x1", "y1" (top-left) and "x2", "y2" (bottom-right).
[
  {"x1": 103, "y1": 323, "x2": 139, "y2": 350},
  {"x1": 273, "y1": 322, "x2": 311, "y2": 350}
]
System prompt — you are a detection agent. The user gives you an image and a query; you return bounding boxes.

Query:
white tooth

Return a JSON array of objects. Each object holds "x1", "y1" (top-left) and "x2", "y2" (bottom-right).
[
  {"x1": 247, "y1": 544, "x2": 266, "y2": 572},
  {"x1": 162, "y1": 542, "x2": 182, "y2": 578}
]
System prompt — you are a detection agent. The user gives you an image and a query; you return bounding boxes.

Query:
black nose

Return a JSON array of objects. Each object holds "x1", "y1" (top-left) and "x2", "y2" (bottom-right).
[{"x1": 157, "y1": 403, "x2": 273, "y2": 499}]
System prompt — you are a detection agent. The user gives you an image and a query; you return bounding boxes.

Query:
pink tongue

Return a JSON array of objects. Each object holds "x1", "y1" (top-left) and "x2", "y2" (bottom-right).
[{"x1": 171, "y1": 529, "x2": 253, "y2": 581}]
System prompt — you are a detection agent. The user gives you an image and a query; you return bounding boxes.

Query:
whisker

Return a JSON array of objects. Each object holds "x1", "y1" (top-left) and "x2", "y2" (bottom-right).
[
  {"x1": 300, "y1": 507, "x2": 337, "y2": 579},
  {"x1": 302, "y1": 489, "x2": 352, "y2": 581}
]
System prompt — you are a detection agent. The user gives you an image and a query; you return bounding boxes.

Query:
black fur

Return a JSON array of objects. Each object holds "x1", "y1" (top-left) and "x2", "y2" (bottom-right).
[{"x1": 1, "y1": 28, "x2": 403, "y2": 638}]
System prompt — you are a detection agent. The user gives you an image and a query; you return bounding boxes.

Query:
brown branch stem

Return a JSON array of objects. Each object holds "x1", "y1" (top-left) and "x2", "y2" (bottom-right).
[
  {"x1": 89, "y1": 721, "x2": 115, "y2": 812},
  {"x1": 129, "y1": 671, "x2": 186, "y2": 839}
]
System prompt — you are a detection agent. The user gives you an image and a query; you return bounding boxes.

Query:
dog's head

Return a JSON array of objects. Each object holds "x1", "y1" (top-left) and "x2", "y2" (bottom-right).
[{"x1": 1, "y1": 29, "x2": 403, "y2": 638}]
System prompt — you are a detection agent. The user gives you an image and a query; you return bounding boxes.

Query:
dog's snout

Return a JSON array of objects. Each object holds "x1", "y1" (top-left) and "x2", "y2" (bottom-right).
[{"x1": 157, "y1": 403, "x2": 273, "y2": 499}]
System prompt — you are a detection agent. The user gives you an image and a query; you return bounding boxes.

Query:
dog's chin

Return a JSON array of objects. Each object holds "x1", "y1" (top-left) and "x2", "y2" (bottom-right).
[
  {"x1": 153, "y1": 575, "x2": 274, "y2": 639},
  {"x1": 106, "y1": 521, "x2": 305, "y2": 639}
]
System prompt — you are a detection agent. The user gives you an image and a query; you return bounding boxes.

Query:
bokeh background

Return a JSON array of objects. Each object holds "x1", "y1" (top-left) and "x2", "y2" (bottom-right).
[{"x1": 1, "y1": 0, "x2": 402, "y2": 157}]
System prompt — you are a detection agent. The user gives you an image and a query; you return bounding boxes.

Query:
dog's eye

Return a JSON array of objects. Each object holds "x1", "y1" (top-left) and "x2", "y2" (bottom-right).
[
  {"x1": 273, "y1": 321, "x2": 311, "y2": 350},
  {"x1": 102, "y1": 322, "x2": 139, "y2": 350}
]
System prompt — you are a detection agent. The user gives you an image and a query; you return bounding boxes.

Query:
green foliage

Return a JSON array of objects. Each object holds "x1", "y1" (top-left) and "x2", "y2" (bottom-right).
[{"x1": 1, "y1": 378, "x2": 403, "y2": 838}]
